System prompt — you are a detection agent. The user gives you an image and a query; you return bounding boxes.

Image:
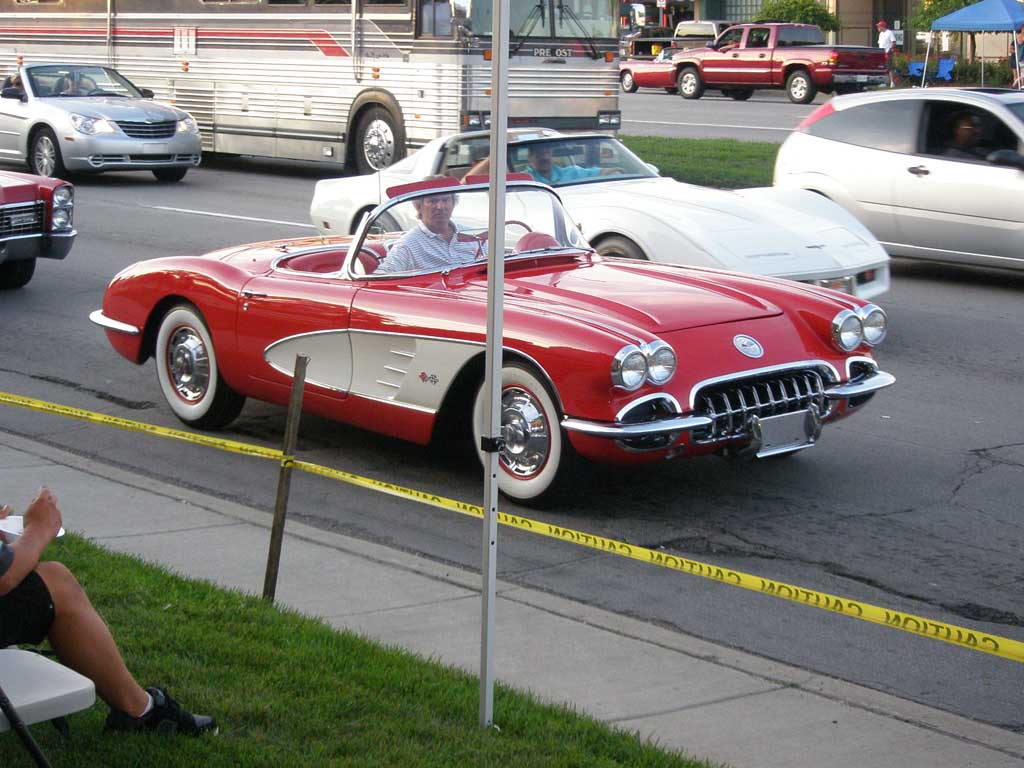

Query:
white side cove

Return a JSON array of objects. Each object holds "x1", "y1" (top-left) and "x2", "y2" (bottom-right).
[{"x1": 263, "y1": 329, "x2": 480, "y2": 413}]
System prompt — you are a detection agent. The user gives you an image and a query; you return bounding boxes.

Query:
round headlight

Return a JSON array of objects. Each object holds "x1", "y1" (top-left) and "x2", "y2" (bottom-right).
[
  {"x1": 52, "y1": 185, "x2": 73, "y2": 207},
  {"x1": 646, "y1": 341, "x2": 676, "y2": 384},
  {"x1": 612, "y1": 345, "x2": 648, "y2": 391},
  {"x1": 858, "y1": 304, "x2": 887, "y2": 346},
  {"x1": 51, "y1": 208, "x2": 71, "y2": 230},
  {"x1": 832, "y1": 309, "x2": 863, "y2": 352}
]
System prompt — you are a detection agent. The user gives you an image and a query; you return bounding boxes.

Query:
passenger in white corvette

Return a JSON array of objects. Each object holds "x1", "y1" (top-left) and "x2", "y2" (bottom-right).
[{"x1": 376, "y1": 187, "x2": 484, "y2": 274}]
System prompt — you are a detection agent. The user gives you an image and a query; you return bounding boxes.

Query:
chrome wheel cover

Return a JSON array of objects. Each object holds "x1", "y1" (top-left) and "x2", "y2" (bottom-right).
[
  {"x1": 362, "y1": 118, "x2": 395, "y2": 170},
  {"x1": 681, "y1": 73, "x2": 697, "y2": 96},
  {"x1": 33, "y1": 135, "x2": 56, "y2": 177},
  {"x1": 622, "y1": 72, "x2": 634, "y2": 90},
  {"x1": 166, "y1": 327, "x2": 211, "y2": 403},
  {"x1": 790, "y1": 76, "x2": 808, "y2": 101},
  {"x1": 499, "y1": 386, "x2": 550, "y2": 478}
]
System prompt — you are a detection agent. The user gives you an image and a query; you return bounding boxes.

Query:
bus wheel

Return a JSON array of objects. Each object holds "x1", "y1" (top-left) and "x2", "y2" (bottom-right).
[{"x1": 353, "y1": 106, "x2": 401, "y2": 174}]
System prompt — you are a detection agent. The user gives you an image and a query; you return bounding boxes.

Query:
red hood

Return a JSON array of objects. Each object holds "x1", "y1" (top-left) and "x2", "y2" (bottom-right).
[
  {"x1": 0, "y1": 171, "x2": 44, "y2": 205},
  {"x1": 471, "y1": 260, "x2": 781, "y2": 333}
]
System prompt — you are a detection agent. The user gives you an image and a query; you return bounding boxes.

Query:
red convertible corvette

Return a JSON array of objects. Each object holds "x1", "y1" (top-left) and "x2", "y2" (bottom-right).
[{"x1": 91, "y1": 180, "x2": 894, "y2": 504}]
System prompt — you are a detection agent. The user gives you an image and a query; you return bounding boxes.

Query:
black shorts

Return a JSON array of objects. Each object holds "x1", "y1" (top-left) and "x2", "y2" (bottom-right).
[{"x1": 0, "y1": 570, "x2": 55, "y2": 646}]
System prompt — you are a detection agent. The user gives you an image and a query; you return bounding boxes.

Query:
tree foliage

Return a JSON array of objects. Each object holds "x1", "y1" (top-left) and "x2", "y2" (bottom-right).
[
  {"x1": 908, "y1": 0, "x2": 971, "y2": 32},
  {"x1": 754, "y1": 0, "x2": 842, "y2": 31}
]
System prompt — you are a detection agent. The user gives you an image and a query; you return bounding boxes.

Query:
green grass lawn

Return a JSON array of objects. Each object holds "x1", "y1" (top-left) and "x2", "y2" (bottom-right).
[
  {"x1": 2, "y1": 535, "x2": 711, "y2": 768},
  {"x1": 620, "y1": 135, "x2": 780, "y2": 189}
]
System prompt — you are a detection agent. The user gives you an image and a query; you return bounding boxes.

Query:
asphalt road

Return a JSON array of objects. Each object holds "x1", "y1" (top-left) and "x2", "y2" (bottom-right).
[
  {"x1": 1, "y1": 157, "x2": 1022, "y2": 732},
  {"x1": 620, "y1": 87, "x2": 826, "y2": 142}
]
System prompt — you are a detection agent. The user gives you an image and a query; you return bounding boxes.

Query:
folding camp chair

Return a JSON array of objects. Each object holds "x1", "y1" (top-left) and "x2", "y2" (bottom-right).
[
  {"x1": 933, "y1": 57, "x2": 956, "y2": 82},
  {"x1": 907, "y1": 61, "x2": 926, "y2": 80}
]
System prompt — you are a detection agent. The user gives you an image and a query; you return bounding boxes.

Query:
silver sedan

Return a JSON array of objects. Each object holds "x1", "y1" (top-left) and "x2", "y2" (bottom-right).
[
  {"x1": 774, "y1": 88, "x2": 1024, "y2": 272},
  {"x1": 0, "y1": 64, "x2": 201, "y2": 182}
]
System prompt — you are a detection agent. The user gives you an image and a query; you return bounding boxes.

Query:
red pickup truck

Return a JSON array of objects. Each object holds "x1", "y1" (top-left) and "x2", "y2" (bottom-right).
[{"x1": 622, "y1": 23, "x2": 888, "y2": 103}]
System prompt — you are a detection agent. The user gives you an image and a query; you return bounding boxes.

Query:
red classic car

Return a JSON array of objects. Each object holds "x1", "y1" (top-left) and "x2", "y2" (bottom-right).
[
  {"x1": 0, "y1": 170, "x2": 75, "y2": 289},
  {"x1": 90, "y1": 181, "x2": 894, "y2": 504}
]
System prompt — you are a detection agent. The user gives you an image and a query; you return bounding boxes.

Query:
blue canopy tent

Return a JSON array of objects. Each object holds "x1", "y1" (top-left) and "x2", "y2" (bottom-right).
[{"x1": 926, "y1": 0, "x2": 1024, "y2": 87}]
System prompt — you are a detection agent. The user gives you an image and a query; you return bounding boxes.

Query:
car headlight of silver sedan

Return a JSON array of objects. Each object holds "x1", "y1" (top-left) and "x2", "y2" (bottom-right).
[
  {"x1": 177, "y1": 116, "x2": 198, "y2": 134},
  {"x1": 612, "y1": 340, "x2": 677, "y2": 390},
  {"x1": 856, "y1": 304, "x2": 887, "y2": 346},
  {"x1": 51, "y1": 184, "x2": 73, "y2": 231},
  {"x1": 69, "y1": 113, "x2": 117, "y2": 135}
]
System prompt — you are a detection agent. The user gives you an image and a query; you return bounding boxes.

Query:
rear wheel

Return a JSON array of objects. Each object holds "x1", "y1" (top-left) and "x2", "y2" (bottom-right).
[
  {"x1": 153, "y1": 167, "x2": 188, "y2": 182},
  {"x1": 472, "y1": 362, "x2": 575, "y2": 505},
  {"x1": 678, "y1": 68, "x2": 704, "y2": 99},
  {"x1": 0, "y1": 259, "x2": 35, "y2": 290},
  {"x1": 595, "y1": 235, "x2": 646, "y2": 261},
  {"x1": 28, "y1": 127, "x2": 66, "y2": 179},
  {"x1": 620, "y1": 70, "x2": 638, "y2": 93},
  {"x1": 786, "y1": 70, "x2": 817, "y2": 104},
  {"x1": 155, "y1": 305, "x2": 245, "y2": 429}
]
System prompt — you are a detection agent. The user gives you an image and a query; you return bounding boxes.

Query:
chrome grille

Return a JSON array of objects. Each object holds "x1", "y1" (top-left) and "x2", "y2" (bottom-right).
[
  {"x1": 694, "y1": 369, "x2": 832, "y2": 444},
  {"x1": 115, "y1": 120, "x2": 176, "y2": 139},
  {"x1": 0, "y1": 201, "x2": 44, "y2": 237}
]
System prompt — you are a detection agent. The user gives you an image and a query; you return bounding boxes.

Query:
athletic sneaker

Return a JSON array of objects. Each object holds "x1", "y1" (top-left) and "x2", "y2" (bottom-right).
[{"x1": 105, "y1": 687, "x2": 218, "y2": 736}]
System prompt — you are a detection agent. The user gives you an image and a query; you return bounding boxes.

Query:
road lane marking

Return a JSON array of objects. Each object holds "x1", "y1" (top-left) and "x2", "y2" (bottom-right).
[
  {"x1": 143, "y1": 205, "x2": 315, "y2": 229},
  {"x1": 623, "y1": 119, "x2": 798, "y2": 132},
  {"x1": 3, "y1": 388, "x2": 1022, "y2": 665}
]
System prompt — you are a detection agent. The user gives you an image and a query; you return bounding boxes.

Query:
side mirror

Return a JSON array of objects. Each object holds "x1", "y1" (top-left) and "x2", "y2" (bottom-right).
[
  {"x1": 707, "y1": 39, "x2": 719, "y2": 50},
  {"x1": 1, "y1": 87, "x2": 25, "y2": 101},
  {"x1": 986, "y1": 148, "x2": 1024, "y2": 170},
  {"x1": 139, "y1": 87, "x2": 154, "y2": 98},
  {"x1": 645, "y1": 162, "x2": 660, "y2": 175}
]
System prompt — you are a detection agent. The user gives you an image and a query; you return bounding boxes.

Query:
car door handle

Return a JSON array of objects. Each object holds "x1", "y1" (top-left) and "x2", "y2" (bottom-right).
[
  {"x1": 907, "y1": 165, "x2": 930, "y2": 176},
  {"x1": 242, "y1": 290, "x2": 268, "y2": 298},
  {"x1": 758, "y1": 53, "x2": 766, "y2": 58},
  {"x1": 731, "y1": 53, "x2": 739, "y2": 58}
]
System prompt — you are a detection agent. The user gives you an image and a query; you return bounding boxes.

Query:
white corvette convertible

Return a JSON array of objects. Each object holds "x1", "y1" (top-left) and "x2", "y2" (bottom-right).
[{"x1": 310, "y1": 129, "x2": 890, "y2": 299}]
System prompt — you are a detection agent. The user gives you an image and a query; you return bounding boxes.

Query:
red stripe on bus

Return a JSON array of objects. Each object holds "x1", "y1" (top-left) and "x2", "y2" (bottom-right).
[{"x1": 0, "y1": 26, "x2": 348, "y2": 57}]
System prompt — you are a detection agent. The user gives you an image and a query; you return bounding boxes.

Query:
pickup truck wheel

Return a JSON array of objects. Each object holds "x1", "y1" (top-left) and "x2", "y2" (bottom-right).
[
  {"x1": 678, "y1": 68, "x2": 704, "y2": 99},
  {"x1": 786, "y1": 70, "x2": 817, "y2": 104},
  {"x1": 620, "y1": 71, "x2": 638, "y2": 93},
  {"x1": 0, "y1": 258, "x2": 35, "y2": 290},
  {"x1": 726, "y1": 88, "x2": 754, "y2": 101}
]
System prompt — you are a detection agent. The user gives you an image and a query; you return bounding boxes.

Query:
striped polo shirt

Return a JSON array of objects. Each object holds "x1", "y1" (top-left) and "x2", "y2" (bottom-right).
[{"x1": 377, "y1": 222, "x2": 484, "y2": 274}]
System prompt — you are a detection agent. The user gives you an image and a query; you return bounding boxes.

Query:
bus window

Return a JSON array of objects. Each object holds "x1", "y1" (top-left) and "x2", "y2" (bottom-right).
[
  {"x1": 553, "y1": 0, "x2": 616, "y2": 38},
  {"x1": 420, "y1": 0, "x2": 453, "y2": 36}
]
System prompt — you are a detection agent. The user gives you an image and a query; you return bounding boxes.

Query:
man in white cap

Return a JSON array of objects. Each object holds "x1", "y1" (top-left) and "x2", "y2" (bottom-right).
[{"x1": 877, "y1": 20, "x2": 898, "y2": 87}]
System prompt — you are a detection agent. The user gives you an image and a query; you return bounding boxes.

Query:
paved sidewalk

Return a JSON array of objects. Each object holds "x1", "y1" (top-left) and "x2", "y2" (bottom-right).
[{"x1": 3, "y1": 432, "x2": 1022, "y2": 768}]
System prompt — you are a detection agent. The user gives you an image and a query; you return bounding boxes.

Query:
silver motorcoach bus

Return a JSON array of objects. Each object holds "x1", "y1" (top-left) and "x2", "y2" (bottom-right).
[{"x1": 0, "y1": 0, "x2": 621, "y2": 172}]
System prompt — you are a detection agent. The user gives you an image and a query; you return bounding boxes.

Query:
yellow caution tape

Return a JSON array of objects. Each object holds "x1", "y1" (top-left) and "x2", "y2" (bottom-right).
[{"x1": 3, "y1": 390, "x2": 1022, "y2": 664}]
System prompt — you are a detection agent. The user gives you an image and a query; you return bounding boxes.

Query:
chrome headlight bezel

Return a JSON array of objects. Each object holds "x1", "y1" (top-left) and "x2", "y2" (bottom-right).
[
  {"x1": 69, "y1": 113, "x2": 117, "y2": 135},
  {"x1": 611, "y1": 345, "x2": 648, "y2": 391},
  {"x1": 52, "y1": 185, "x2": 73, "y2": 207},
  {"x1": 51, "y1": 208, "x2": 71, "y2": 230},
  {"x1": 832, "y1": 309, "x2": 864, "y2": 352},
  {"x1": 177, "y1": 116, "x2": 198, "y2": 134},
  {"x1": 857, "y1": 303, "x2": 887, "y2": 346},
  {"x1": 645, "y1": 340, "x2": 677, "y2": 385}
]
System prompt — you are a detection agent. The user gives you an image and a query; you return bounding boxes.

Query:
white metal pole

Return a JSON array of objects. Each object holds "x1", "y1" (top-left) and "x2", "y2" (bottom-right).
[
  {"x1": 479, "y1": 0, "x2": 510, "y2": 731},
  {"x1": 923, "y1": 34, "x2": 932, "y2": 87}
]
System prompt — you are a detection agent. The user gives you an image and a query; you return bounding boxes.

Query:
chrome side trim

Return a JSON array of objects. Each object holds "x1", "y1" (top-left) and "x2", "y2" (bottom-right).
[
  {"x1": 88, "y1": 309, "x2": 140, "y2": 335},
  {"x1": 562, "y1": 414, "x2": 712, "y2": 438},
  {"x1": 824, "y1": 370, "x2": 895, "y2": 400},
  {"x1": 687, "y1": 360, "x2": 840, "y2": 410}
]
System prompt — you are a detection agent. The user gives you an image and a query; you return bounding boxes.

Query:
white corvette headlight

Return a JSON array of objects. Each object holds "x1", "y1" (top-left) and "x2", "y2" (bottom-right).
[{"x1": 70, "y1": 113, "x2": 117, "y2": 135}]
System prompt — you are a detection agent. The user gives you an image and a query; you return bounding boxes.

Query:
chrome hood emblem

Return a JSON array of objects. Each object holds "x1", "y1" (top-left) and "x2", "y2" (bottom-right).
[{"x1": 733, "y1": 335, "x2": 764, "y2": 358}]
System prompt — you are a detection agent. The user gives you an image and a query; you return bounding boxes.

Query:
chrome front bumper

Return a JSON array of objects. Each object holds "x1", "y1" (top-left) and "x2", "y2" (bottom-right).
[
  {"x1": 0, "y1": 230, "x2": 75, "y2": 263},
  {"x1": 561, "y1": 369, "x2": 895, "y2": 441}
]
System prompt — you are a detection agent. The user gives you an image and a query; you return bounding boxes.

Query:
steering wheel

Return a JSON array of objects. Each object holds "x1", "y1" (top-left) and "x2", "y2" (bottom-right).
[
  {"x1": 354, "y1": 247, "x2": 381, "y2": 275},
  {"x1": 505, "y1": 220, "x2": 532, "y2": 234}
]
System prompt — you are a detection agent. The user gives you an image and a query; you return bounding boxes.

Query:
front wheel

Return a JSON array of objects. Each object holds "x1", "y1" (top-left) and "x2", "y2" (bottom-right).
[
  {"x1": 0, "y1": 259, "x2": 35, "y2": 290},
  {"x1": 153, "y1": 167, "x2": 188, "y2": 182},
  {"x1": 620, "y1": 70, "x2": 638, "y2": 93},
  {"x1": 786, "y1": 70, "x2": 817, "y2": 104},
  {"x1": 678, "y1": 68, "x2": 704, "y2": 99},
  {"x1": 29, "y1": 127, "x2": 66, "y2": 179},
  {"x1": 155, "y1": 304, "x2": 245, "y2": 429},
  {"x1": 472, "y1": 363, "x2": 575, "y2": 505},
  {"x1": 352, "y1": 106, "x2": 404, "y2": 174},
  {"x1": 595, "y1": 235, "x2": 647, "y2": 261}
]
